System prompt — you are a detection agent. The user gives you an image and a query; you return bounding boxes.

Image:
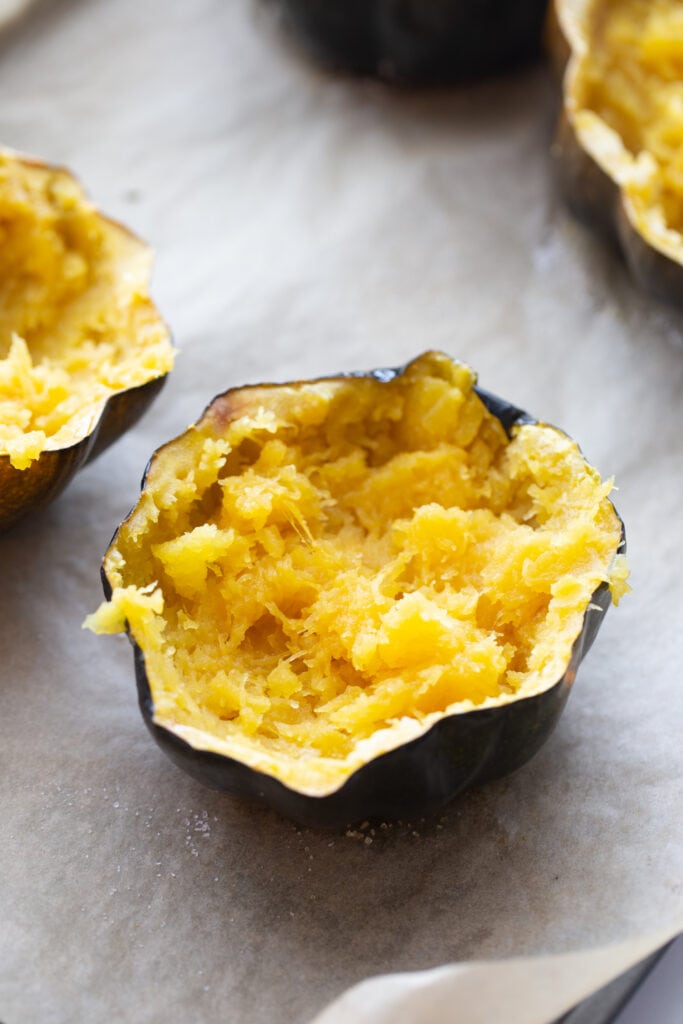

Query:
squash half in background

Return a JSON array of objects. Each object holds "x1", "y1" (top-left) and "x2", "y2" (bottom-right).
[
  {"x1": 0, "y1": 150, "x2": 174, "y2": 532},
  {"x1": 552, "y1": 0, "x2": 683, "y2": 306},
  {"x1": 266, "y1": 0, "x2": 550, "y2": 84}
]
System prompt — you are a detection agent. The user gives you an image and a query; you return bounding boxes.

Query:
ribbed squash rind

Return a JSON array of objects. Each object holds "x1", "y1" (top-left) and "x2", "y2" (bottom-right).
[{"x1": 99, "y1": 361, "x2": 624, "y2": 827}]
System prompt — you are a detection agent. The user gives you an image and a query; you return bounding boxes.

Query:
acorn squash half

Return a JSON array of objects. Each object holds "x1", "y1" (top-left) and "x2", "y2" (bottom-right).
[
  {"x1": 267, "y1": 0, "x2": 550, "y2": 84},
  {"x1": 87, "y1": 352, "x2": 627, "y2": 827},
  {"x1": 551, "y1": 0, "x2": 683, "y2": 306},
  {"x1": 0, "y1": 149, "x2": 174, "y2": 532}
]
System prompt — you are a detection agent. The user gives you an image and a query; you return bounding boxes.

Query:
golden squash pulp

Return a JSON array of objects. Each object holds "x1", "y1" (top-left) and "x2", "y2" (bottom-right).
[
  {"x1": 0, "y1": 150, "x2": 173, "y2": 471},
  {"x1": 87, "y1": 353, "x2": 627, "y2": 795},
  {"x1": 564, "y1": 0, "x2": 683, "y2": 261}
]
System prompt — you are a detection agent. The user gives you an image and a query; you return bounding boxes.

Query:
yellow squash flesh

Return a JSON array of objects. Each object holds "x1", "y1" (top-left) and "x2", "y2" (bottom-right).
[{"x1": 88, "y1": 353, "x2": 627, "y2": 796}]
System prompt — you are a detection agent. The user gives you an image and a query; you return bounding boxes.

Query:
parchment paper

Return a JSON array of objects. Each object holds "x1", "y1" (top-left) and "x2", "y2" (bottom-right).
[
  {"x1": 0, "y1": 2, "x2": 681, "y2": 1022},
  {"x1": 311, "y1": 925, "x2": 683, "y2": 1024},
  {"x1": 0, "y1": 0, "x2": 33, "y2": 30}
]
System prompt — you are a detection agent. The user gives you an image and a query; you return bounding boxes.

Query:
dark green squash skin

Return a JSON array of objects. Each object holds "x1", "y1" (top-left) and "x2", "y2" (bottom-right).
[
  {"x1": 268, "y1": 0, "x2": 550, "y2": 84},
  {"x1": 0, "y1": 374, "x2": 167, "y2": 534},
  {"x1": 104, "y1": 362, "x2": 624, "y2": 828}
]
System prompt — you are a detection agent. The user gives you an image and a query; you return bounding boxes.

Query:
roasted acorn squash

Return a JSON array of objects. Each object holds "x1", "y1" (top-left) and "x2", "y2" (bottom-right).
[
  {"x1": 0, "y1": 149, "x2": 174, "y2": 532},
  {"x1": 551, "y1": 0, "x2": 683, "y2": 305},
  {"x1": 87, "y1": 353, "x2": 627, "y2": 826},
  {"x1": 267, "y1": 0, "x2": 550, "y2": 84}
]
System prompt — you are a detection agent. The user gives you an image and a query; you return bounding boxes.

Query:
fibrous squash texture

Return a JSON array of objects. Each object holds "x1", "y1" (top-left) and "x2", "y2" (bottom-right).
[
  {"x1": 571, "y1": 0, "x2": 683, "y2": 254},
  {"x1": 89, "y1": 353, "x2": 627, "y2": 794},
  {"x1": 0, "y1": 152, "x2": 173, "y2": 470}
]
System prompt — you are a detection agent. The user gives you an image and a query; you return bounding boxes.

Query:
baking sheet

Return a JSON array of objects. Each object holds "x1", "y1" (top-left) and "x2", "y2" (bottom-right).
[{"x1": 0, "y1": 1, "x2": 681, "y2": 1022}]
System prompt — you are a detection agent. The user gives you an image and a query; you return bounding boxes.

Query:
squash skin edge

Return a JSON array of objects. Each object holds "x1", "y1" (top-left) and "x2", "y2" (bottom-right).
[{"x1": 0, "y1": 373, "x2": 167, "y2": 533}]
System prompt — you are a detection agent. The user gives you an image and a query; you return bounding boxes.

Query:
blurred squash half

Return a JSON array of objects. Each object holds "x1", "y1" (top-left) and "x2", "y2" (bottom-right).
[{"x1": 0, "y1": 149, "x2": 173, "y2": 531}]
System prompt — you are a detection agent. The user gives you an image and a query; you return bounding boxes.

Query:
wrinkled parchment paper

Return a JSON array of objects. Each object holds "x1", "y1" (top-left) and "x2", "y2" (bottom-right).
[{"x1": 0, "y1": 2, "x2": 681, "y2": 1022}]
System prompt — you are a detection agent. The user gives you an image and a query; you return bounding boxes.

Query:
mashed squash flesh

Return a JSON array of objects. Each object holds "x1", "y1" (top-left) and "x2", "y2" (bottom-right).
[
  {"x1": 0, "y1": 151, "x2": 173, "y2": 469},
  {"x1": 88, "y1": 353, "x2": 627, "y2": 794},
  {"x1": 572, "y1": 0, "x2": 683, "y2": 253}
]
